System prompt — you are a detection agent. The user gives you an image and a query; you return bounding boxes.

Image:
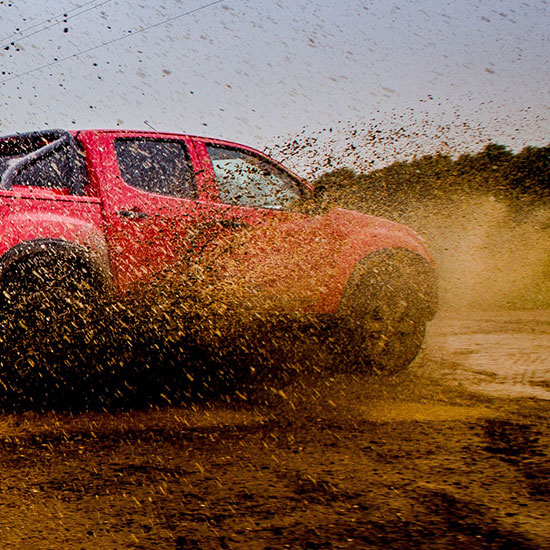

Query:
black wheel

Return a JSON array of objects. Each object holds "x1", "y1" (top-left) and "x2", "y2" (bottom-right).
[
  {"x1": 0, "y1": 247, "x2": 106, "y2": 358},
  {"x1": 0, "y1": 246, "x2": 108, "y2": 405},
  {"x1": 337, "y1": 249, "x2": 437, "y2": 373}
]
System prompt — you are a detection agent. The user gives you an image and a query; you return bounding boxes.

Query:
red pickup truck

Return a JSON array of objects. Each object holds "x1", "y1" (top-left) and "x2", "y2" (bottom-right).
[{"x1": 0, "y1": 129, "x2": 437, "y2": 372}]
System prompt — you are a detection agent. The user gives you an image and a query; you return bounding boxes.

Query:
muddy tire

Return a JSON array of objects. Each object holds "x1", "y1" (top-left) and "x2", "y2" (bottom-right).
[
  {"x1": 337, "y1": 249, "x2": 437, "y2": 373},
  {"x1": 0, "y1": 246, "x2": 106, "y2": 360},
  {"x1": 3, "y1": 250, "x2": 97, "y2": 312},
  {"x1": 0, "y1": 246, "x2": 108, "y2": 405}
]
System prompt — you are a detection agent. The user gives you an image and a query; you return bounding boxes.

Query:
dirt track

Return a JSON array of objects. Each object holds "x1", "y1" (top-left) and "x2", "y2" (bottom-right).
[{"x1": 0, "y1": 311, "x2": 549, "y2": 549}]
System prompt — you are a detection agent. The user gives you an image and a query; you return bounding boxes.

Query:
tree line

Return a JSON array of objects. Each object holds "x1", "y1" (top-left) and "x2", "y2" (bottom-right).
[{"x1": 308, "y1": 143, "x2": 550, "y2": 219}]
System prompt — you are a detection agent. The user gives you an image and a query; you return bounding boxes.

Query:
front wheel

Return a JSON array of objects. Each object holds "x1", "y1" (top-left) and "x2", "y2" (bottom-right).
[
  {"x1": 336, "y1": 249, "x2": 437, "y2": 373},
  {"x1": 346, "y1": 315, "x2": 426, "y2": 374}
]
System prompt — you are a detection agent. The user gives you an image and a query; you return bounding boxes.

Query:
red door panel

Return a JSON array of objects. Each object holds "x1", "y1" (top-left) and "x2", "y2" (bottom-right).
[{"x1": 77, "y1": 131, "x2": 217, "y2": 288}]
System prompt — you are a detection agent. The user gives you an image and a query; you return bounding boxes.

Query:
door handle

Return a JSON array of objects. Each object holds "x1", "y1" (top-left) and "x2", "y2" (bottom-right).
[
  {"x1": 219, "y1": 218, "x2": 246, "y2": 229},
  {"x1": 219, "y1": 219, "x2": 246, "y2": 229},
  {"x1": 117, "y1": 209, "x2": 149, "y2": 220}
]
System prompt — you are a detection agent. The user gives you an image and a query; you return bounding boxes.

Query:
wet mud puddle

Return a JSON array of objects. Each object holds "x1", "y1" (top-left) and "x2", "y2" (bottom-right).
[{"x1": 422, "y1": 311, "x2": 550, "y2": 400}]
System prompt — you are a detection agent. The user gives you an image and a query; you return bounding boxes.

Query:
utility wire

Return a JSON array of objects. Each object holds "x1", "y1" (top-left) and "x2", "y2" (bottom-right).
[
  {"x1": 1, "y1": 0, "x2": 109, "y2": 44},
  {"x1": 0, "y1": 0, "x2": 227, "y2": 85},
  {"x1": 1, "y1": 0, "x2": 113, "y2": 50}
]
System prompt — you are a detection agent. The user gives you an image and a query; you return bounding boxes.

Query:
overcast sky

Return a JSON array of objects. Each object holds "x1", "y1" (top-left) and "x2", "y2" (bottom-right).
[{"x1": 0, "y1": 0, "x2": 548, "y2": 172}]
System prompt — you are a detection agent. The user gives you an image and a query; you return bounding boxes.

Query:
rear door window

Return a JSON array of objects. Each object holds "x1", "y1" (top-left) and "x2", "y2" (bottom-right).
[{"x1": 114, "y1": 139, "x2": 197, "y2": 199}]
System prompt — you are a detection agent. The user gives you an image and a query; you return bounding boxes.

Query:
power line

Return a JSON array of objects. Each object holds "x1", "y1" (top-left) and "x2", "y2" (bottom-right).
[
  {"x1": 1, "y1": 0, "x2": 113, "y2": 50},
  {"x1": 0, "y1": 0, "x2": 227, "y2": 85},
  {"x1": 1, "y1": 0, "x2": 108, "y2": 44}
]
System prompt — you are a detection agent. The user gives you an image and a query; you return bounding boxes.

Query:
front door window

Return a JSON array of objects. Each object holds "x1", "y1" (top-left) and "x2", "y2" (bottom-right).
[{"x1": 205, "y1": 145, "x2": 301, "y2": 210}]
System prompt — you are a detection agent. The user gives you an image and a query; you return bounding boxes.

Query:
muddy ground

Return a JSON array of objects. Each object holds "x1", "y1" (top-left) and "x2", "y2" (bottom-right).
[{"x1": 0, "y1": 311, "x2": 548, "y2": 549}]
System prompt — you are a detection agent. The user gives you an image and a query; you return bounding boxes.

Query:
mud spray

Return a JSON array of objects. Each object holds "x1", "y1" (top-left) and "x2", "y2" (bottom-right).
[
  {"x1": 0, "y1": 224, "x2": 339, "y2": 410},
  {"x1": 0, "y1": 122, "x2": 547, "y2": 411}
]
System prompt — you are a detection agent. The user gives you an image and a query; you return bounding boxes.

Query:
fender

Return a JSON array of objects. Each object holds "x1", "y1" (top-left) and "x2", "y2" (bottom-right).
[
  {"x1": 0, "y1": 192, "x2": 108, "y2": 264},
  {"x1": 325, "y1": 208, "x2": 433, "y2": 263},
  {"x1": 312, "y1": 208, "x2": 434, "y2": 312}
]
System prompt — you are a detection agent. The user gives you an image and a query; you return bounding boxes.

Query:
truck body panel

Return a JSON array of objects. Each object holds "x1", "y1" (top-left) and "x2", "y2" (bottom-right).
[{"x1": 0, "y1": 128, "x2": 436, "y2": 318}]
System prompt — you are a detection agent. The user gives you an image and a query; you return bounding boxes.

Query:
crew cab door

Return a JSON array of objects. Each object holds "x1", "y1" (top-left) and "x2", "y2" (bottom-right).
[
  {"x1": 77, "y1": 131, "x2": 216, "y2": 288},
  {"x1": 191, "y1": 138, "x2": 309, "y2": 225},
  {"x1": 190, "y1": 138, "x2": 333, "y2": 311}
]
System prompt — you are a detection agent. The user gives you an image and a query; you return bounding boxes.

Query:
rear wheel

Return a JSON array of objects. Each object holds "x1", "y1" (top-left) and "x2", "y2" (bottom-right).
[
  {"x1": 1, "y1": 249, "x2": 99, "y2": 321},
  {"x1": 0, "y1": 246, "x2": 106, "y2": 366},
  {"x1": 0, "y1": 246, "x2": 108, "y2": 405},
  {"x1": 337, "y1": 249, "x2": 437, "y2": 373}
]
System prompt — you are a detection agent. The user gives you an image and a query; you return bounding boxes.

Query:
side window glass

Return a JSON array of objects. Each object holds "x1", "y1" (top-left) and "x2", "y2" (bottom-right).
[
  {"x1": 114, "y1": 139, "x2": 197, "y2": 199},
  {"x1": 205, "y1": 145, "x2": 301, "y2": 209}
]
